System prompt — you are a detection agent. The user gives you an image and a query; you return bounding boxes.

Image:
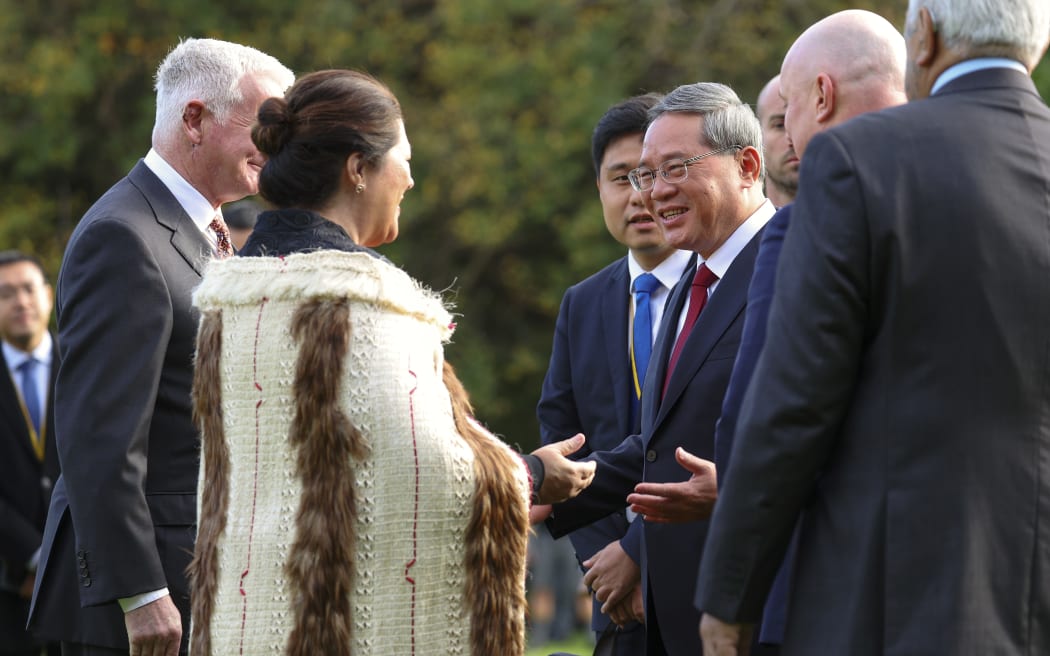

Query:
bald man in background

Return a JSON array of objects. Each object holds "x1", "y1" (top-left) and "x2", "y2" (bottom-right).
[
  {"x1": 754, "y1": 76, "x2": 797, "y2": 209},
  {"x1": 695, "y1": 10, "x2": 906, "y2": 654}
]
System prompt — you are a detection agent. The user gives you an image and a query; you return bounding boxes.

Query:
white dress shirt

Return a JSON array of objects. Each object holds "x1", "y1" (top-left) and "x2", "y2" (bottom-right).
[
  {"x1": 672, "y1": 199, "x2": 776, "y2": 340},
  {"x1": 931, "y1": 58, "x2": 1028, "y2": 96},
  {"x1": 144, "y1": 148, "x2": 225, "y2": 251}
]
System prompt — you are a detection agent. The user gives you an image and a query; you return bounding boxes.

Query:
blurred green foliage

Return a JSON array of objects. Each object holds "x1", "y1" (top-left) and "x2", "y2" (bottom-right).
[{"x1": 1, "y1": 0, "x2": 1046, "y2": 448}]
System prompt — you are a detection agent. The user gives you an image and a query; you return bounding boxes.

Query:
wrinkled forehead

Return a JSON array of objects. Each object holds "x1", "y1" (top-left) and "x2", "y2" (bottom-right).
[{"x1": 641, "y1": 112, "x2": 707, "y2": 164}]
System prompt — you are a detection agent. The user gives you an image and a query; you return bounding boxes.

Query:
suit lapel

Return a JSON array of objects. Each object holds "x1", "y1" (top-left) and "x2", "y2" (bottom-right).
[
  {"x1": 43, "y1": 336, "x2": 60, "y2": 472},
  {"x1": 128, "y1": 161, "x2": 213, "y2": 276},
  {"x1": 654, "y1": 231, "x2": 764, "y2": 429},
  {"x1": 600, "y1": 259, "x2": 632, "y2": 436}
]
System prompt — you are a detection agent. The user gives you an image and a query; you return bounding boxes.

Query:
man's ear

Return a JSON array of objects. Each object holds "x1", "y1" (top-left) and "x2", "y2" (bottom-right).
[
  {"x1": 182, "y1": 100, "x2": 206, "y2": 145},
  {"x1": 914, "y1": 7, "x2": 938, "y2": 68},
  {"x1": 815, "y1": 73, "x2": 836, "y2": 124},
  {"x1": 737, "y1": 146, "x2": 762, "y2": 186}
]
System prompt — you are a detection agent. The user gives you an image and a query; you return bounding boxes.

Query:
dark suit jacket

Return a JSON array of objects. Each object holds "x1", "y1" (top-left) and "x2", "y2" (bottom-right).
[
  {"x1": 696, "y1": 68, "x2": 1050, "y2": 655},
  {"x1": 536, "y1": 256, "x2": 643, "y2": 635},
  {"x1": 711, "y1": 205, "x2": 794, "y2": 645},
  {"x1": 29, "y1": 161, "x2": 211, "y2": 652},
  {"x1": 549, "y1": 229, "x2": 763, "y2": 656},
  {"x1": 0, "y1": 337, "x2": 60, "y2": 651}
]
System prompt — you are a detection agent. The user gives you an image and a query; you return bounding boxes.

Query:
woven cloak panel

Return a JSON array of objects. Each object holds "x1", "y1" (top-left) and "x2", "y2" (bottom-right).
[{"x1": 191, "y1": 251, "x2": 526, "y2": 655}]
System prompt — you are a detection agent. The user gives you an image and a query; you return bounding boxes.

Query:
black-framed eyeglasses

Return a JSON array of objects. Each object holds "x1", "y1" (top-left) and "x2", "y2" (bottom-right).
[{"x1": 628, "y1": 145, "x2": 742, "y2": 192}]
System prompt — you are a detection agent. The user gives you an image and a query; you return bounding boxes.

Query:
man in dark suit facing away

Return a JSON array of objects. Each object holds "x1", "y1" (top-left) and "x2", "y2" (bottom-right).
[
  {"x1": 537, "y1": 93, "x2": 692, "y2": 653},
  {"x1": 543, "y1": 82, "x2": 775, "y2": 655},
  {"x1": 28, "y1": 39, "x2": 293, "y2": 656},
  {"x1": 696, "y1": 1, "x2": 1050, "y2": 654},
  {"x1": 0, "y1": 251, "x2": 60, "y2": 656}
]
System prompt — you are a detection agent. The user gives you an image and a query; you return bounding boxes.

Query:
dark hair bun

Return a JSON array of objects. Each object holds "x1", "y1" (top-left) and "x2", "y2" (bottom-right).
[{"x1": 252, "y1": 96, "x2": 295, "y2": 156}]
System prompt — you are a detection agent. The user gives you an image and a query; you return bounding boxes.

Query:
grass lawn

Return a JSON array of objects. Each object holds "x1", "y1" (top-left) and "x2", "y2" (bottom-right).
[{"x1": 525, "y1": 629, "x2": 594, "y2": 656}]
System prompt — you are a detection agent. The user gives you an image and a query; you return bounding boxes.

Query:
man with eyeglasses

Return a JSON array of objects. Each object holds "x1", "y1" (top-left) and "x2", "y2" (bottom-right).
[{"x1": 545, "y1": 82, "x2": 773, "y2": 656}]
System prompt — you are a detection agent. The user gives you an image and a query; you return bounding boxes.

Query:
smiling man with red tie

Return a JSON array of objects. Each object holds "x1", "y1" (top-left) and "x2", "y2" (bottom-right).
[{"x1": 545, "y1": 82, "x2": 774, "y2": 656}]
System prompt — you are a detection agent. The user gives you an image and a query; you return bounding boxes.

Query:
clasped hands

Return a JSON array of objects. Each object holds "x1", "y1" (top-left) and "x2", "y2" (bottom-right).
[{"x1": 582, "y1": 540, "x2": 644, "y2": 626}]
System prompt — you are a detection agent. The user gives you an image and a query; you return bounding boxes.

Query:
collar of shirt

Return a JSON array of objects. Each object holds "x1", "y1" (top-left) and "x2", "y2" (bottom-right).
[
  {"x1": 627, "y1": 249, "x2": 694, "y2": 292},
  {"x1": 931, "y1": 58, "x2": 1028, "y2": 95},
  {"x1": 3, "y1": 331, "x2": 52, "y2": 384},
  {"x1": 669, "y1": 199, "x2": 774, "y2": 342},
  {"x1": 701, "y1": 198, "x2": 776, "y2": 290},
  {"x1": 143, "y1": 148, "x2": 220, "y2": 238},
  {"x1": 3, "y1": 332, "x2": 53, "y2": 376}
]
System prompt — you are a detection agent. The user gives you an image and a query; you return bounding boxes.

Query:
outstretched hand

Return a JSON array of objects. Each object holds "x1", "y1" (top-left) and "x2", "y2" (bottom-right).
[
  {"x1": 531, "y1": 433, "x2": 596, "y2": 505},
  {"x1": 627, "y1": 447, "x2": 716, "y2": 523}
]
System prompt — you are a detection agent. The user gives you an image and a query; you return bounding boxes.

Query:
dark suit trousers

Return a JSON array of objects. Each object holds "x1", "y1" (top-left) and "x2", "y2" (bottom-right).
[
  {"x1": 60, "y1": 643, "x2": 126, "y2": 656},
  {"x1": 8, "y1": 648, "x2": 60, "y2": 656}
]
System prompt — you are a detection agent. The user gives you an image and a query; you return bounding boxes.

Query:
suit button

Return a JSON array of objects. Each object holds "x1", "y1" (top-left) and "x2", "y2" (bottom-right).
[
  {"x1": 82, "y1": 576, "x2": 91, "y2": 587},
  {"x1": 646, "y1": 449, "x2": 657, "y2": 462}
]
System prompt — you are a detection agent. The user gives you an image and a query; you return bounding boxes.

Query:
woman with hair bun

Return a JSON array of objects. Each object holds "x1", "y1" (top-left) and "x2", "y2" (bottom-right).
[{"x1": 186, "y1": 70, "x2": 592, "y2": 655}]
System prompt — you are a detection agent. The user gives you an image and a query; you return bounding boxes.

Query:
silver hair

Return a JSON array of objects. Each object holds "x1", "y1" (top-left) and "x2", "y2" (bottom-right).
[
  {"x1": 649, "y1": 82, "x2": 765, "y2": 180},
  {"x1": 906, "y1": 0, "x2": 1050, "y2": 68},
  {"x1": 152, "y1": 38, "x2": 294, "y2": 146}
]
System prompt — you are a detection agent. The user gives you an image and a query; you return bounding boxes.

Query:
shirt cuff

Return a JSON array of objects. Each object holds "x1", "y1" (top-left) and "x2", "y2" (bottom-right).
[
  {"x1": 520, "y1": 453, "x2": 545, "y2": 504},
  {"x1": 118, "y1": 588, "x2": 170, "y2": 613},
  {"x1": 26, "y1": 547, "x2": 41, "y2": 572}
]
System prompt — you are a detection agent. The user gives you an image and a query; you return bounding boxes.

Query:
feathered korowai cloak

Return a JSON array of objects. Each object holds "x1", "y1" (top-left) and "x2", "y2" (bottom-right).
[{"x1": 188, "y1": 251, "x2": 529, "y2": 655}]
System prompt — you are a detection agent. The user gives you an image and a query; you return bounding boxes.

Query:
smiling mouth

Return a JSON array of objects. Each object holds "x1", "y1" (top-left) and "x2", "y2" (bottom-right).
[{"x1": 660, "y1": 209, "x2": 687, "y2": 222}]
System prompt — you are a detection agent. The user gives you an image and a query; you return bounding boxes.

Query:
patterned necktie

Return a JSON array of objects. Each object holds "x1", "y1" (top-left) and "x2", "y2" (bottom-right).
[
  {"x1": 631, "y1": 272, "x2": 662, "y2": 400},
  {"x1": 18, "y1": 358, "x2": 42, "y2": 435},
  {"x1": 209, "y1": 215, "x2": 234, "y2": 259},
  {"x1": 663, "y1": 264, "x2": 719, "y2": 394}
]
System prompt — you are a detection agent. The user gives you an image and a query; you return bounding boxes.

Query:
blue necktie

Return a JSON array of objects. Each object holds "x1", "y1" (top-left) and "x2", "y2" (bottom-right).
[
  {"x1": 18, "y1": 358, "x2": 42, "y2": 435},
  {"x1": 631, "y1": 273, "x2": 661, "y2": 400}
]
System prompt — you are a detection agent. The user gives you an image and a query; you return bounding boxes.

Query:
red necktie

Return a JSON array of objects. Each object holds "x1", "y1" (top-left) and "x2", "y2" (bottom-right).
[
  {"x1": 209, "y1": 215, "x2": 234, "y2": 259},
  {"x1": 663, "y1": 264, "x2": 719, "y2": 394}
]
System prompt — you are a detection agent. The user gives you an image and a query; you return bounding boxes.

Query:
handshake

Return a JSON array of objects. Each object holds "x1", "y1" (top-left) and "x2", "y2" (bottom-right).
[{"x1": 528, "y1": 436, "x2": 719, "y2": 526}]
